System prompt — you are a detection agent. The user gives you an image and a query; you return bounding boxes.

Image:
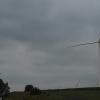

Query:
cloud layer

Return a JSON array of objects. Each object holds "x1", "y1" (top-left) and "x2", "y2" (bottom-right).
[{"x1": 0, "y1": 0, "x2": 100, "y2": 91}]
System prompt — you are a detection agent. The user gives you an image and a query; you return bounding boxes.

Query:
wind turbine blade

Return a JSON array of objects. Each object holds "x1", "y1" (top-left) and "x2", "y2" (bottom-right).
[{"x1": 68, "y1": 41, "x2": 98, "y2": 48}]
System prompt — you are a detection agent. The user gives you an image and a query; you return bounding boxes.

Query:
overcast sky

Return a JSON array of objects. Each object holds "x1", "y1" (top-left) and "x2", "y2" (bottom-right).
[{"x1": 0, "y1": 0, "x2": 100, "y2": 91}]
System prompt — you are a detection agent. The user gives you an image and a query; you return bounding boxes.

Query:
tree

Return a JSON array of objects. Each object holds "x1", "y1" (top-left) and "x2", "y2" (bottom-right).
[
  {"x1": 0, "y1": 79, "x2": 10, "y2": 100},
  {"x1": 24, "y1": 85, "x2": 33, "y2": 92},
  {"x1": 24, "y1": 85, "x2": 41, "y2": 95},
  {"x1": 0, "y1": 79, "x2": 5, "y2": 89}
]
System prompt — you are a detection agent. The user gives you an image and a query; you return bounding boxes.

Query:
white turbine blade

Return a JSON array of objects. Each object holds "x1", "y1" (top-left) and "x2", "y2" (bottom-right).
[{"x1": 68, "y1": 41, "x2": 98, "y2": 48}]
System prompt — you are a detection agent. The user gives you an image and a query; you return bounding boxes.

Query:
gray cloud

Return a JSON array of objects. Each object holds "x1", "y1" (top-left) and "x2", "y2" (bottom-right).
[{"x1": 0, "y1": 0, "x2": 100, "y2": 91}]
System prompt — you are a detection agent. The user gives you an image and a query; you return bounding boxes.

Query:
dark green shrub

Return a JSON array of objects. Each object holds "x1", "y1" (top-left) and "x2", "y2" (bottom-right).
[
  {"x1": 30, "y1": 87, "x2": 41, "y2": 95},
  {"x1": 24, "y1": 85, "x2": 33, "y2": 92}
]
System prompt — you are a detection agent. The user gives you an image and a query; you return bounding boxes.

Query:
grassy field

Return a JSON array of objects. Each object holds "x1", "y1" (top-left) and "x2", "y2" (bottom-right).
[{"x1": 5, "y1": 87, "x2": 100, "y2": 100}]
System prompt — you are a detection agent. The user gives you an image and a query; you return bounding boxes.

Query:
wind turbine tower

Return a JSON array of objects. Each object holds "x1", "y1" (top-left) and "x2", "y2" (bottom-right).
[{"x1": 98, "y1": 38, "x2": 100, "y2": 86}]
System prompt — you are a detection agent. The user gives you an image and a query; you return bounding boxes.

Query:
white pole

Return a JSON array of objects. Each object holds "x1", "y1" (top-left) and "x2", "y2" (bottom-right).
[{"x1": 98, "y1": 39, "x2": 100, "y2": 86}]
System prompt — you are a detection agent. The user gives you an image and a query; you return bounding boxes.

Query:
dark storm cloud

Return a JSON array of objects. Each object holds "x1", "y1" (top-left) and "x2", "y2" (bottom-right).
[
  {"x1": 0, "y1": 0, "x2": 99, "y2": 42},
  {"x1": 0, "y1": 0, "x2": 100, "y2": 91},
  {"x1": 0, "y1": 0, "x2": 55, "y2": 43}
]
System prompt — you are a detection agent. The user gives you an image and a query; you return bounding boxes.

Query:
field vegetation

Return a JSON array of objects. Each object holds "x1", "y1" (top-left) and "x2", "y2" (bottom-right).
[{"x1": 5, "y1": 87, "x2": 100, "y2": 100}]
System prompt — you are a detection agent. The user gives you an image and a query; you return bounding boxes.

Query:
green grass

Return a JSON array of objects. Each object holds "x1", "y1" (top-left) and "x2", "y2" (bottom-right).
[{"x1": 5, "y1": 87, "x2": 100, "y2": 100}]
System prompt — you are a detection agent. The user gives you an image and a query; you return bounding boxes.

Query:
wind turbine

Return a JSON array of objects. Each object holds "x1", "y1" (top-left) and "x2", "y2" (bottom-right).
[{"x1": 68, "y1": 38, "x2": 100, "y2": 87}]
